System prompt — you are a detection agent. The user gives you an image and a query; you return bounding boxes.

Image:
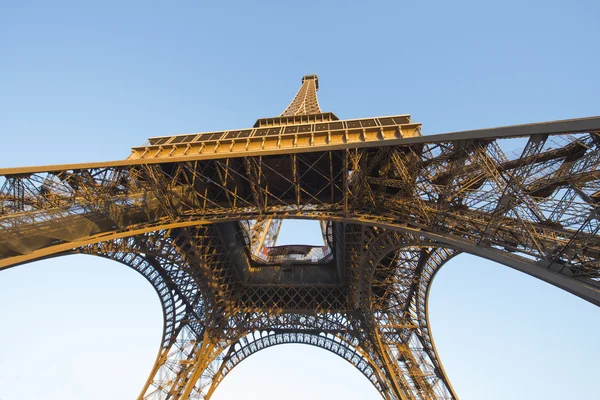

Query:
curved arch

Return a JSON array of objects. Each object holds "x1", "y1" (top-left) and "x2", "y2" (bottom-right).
[
  {"x1": 204, "y1": 330, "x2": 389, "y2": 398},
  {"x1": 0, "y1": 238, "x2": 196, "y2": 354},
  {"x1": 363, "y1": 230, "x2": 460, "y2": 399},
  {"x1": 0, "y1": 237, "x2": 210, "y2": 400},
  {"x1": 3, "y1": 216, "x2": 597, "y2": 399},
  {"x1": 0, "y1": 252, "x2": 165, "y2": 400},
  {"x1": 3, "y1": 211, "x2": 597, "y2": 308},
  {"x1": 85, "y1": 251, "x2": 182, "y2": 347},
  {"x1": 365, "y1": 231, "x2": 459, "y2": 330},
  {"x1": 79, "y1": 234, "x2": 205, "y2": 335},
  {"x1": 359, "y1": 225, "x2": 592, "y2": 398},
  {"x1": 169, "y1": 309, "x2": 406, "y2": 399},
  {"x1": 422, "y1": 252, "x2": 600, "y2": 399},
  {"x1": 1, "y1": 227, "x2": 211, "y2": 400},
  {"x1": 356, "y1": 219, "x2": 600, "y2": 307},
  {"x1": 79, "y1": 232, "x2": 212, "y2": 400},
  {"x1": 13, "y1": 248, "x2": 184, "y2": 349}
]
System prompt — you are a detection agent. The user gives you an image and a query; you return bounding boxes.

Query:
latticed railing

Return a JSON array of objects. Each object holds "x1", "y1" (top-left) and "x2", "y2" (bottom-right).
[{"x1": 0, "y1": 75, "x2": 599, "y2": 400}]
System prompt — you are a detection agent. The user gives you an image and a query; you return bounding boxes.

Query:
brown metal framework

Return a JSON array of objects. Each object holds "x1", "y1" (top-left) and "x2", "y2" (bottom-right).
[{"x1": 1, "y1": 74, "x2": 599, "y2": 399}]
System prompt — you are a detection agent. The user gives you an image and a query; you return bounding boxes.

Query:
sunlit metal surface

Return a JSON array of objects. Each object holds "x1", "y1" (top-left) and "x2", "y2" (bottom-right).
[{"x1": 1, "y1": 75, "x2": 599, "y2": 399}]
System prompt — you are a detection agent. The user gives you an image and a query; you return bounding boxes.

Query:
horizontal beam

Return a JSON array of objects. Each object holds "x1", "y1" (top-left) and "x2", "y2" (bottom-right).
[
  {"x1": 128, "y1": 120, "x2": 421, "y2": 162},
  {"x1": 1, "y1": 116, "x2": 598, "y2": 176},
  {"x1": 3, "y1": 212, "x2": 599, "y2": 308}
]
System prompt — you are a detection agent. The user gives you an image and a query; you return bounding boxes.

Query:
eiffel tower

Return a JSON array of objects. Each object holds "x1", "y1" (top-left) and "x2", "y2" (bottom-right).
[{"x1": 1, "y1": 75, "x2": 599, "y2": 399}]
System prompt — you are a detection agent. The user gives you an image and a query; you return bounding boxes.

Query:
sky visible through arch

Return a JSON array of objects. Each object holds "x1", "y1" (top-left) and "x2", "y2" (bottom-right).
[{"x1": 1, "y1": 1, "x2": 599, "y2": 399}]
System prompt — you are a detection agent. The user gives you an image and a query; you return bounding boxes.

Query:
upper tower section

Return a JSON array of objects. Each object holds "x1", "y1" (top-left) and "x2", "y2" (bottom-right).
[
  {"x1": 129, "y1": 74, "x2": 421, "y2": 161},
  {"x1": 281, "y1": 74, "x2": 321, "y2": 116},
  {"x1": 253, "y1": 74, "x2": 338, "y2": 128}
]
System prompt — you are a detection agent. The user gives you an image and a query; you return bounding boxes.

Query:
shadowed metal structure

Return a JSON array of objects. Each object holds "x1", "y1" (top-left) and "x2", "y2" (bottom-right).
[{"x1": 1, "y1": 74, "x2": 599, "y2": 399}]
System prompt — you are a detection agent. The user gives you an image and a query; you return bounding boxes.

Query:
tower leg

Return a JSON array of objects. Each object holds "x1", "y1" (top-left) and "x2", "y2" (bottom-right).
[
  {"x1": 360, "y1": 308, "x2": 455, "y2": 400},
  {"x1": 361, "y1": 241, "x2": 458, "y2": 399},
  {"x1": 139, "y1": 323, "x2": 228, "y2": 400}
]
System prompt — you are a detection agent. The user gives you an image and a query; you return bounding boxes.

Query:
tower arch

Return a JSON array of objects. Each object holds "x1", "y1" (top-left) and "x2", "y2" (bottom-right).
[{"x1": 0, "y1": 75, "x2": 598, "y2": 400}]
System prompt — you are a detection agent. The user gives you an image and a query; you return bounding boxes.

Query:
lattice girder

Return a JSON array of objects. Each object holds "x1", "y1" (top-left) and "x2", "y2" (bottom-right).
[
  {"x1": 363, "y1": 231, "x2": 461, "y2": 399},
  {"x1": 76, "y1": 231, "x2": 210, "y2": 398},
  {"x1": 280, "y1": 74, "x2": 322, "y2": 117},
  {"x1": 73, "y1": 228, "x2": 459, "y2": 400},
  {"x1": 1, "y1": 74, "x2": 599, "y2": 400},
  {"x1": 205, "y1": 330, "x2": 389, "y2": 397},
  {"x1": 2, "y1": 126, "x2": 599, "y2": 305}
]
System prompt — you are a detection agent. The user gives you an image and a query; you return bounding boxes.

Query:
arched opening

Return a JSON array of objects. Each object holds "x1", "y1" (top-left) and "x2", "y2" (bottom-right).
[
  {"x1": 211, "y1": 344, "x2": 381, "y2": 400},
  {"x1": 1, "y1": 243, "x2": 599, "y2": 399},
  {"x1": 0, "y1": 254, "x2": 163, "y2": 400},
  {"x1": 428, "y1": 253, "x2": 600, "y2": 399}
]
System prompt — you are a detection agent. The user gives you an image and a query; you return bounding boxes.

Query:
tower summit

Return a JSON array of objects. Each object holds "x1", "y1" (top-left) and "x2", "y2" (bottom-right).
[
  {"x1": 281, "y1": 74, "x2": 321, "y2": 116},
  {"x1": 127, "y1": 75, "x2": 420, "y2": 161},
  {"x1": 1, "y1": 75, "x2": 599, "y2": 400}
]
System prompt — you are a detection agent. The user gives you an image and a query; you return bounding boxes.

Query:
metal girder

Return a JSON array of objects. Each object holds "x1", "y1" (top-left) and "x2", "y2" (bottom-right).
[
  {"x1": 1, "y1": 139, "x2": 598, "y2": 275},
  {"x1": 204, "y1": 329, "x2": 388, "y2": 399},
  {"x1": 280, "y1": 74, "x2": 322, "y2": 117},
  {"x1": 2, "y1": 117, "x2": 599, "y2": 176},
  {"x1": 0, "y1": 75, "x2": 599, "y2": 399}
]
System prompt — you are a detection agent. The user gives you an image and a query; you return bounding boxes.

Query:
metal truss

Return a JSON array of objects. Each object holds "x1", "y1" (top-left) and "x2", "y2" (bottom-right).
[
  {"x1": 205, "y1": 330, "x2": 388, "y2": 396},
  {"x1": 0, "y1": 75, "x2": 599, "y2": 399},
  {"x1": 280, "y1": 74, "x2": 322, "y2": 116}
]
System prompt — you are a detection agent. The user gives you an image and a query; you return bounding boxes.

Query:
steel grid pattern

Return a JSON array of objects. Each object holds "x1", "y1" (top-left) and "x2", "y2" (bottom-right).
[{"x1": 0, "y1": 75, "x2": 599, "y2": 399}]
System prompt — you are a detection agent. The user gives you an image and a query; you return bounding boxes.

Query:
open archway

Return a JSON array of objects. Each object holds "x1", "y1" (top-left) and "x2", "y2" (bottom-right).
[
  {"x1": 0, "y1": 254, "x2": 162, "y2": 400},
  {"x1": 427, "y1": 253, "x2": 600, "y2": 400},
  {"x1": 0, "y1": 242, "x2": 600, "y2": 399},
  {"x1": 211, "y1": 344, "x2": 380, "y2": 400}
]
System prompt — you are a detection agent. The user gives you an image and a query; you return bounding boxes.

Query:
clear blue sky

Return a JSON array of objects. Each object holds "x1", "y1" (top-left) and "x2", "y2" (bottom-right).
[{"x1": 1, "y1": 1, "x2": 599, "y2": 399}]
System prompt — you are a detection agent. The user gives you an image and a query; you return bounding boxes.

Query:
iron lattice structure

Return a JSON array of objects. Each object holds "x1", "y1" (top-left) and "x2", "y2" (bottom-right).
[{"x1": 1, "y1": 74, "x2": 599, "y2": 399}]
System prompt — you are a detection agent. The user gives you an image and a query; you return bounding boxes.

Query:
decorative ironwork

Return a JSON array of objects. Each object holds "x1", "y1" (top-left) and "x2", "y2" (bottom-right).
[{"x1": 1, "y1": 74, "x2": 599, "y2": 399}]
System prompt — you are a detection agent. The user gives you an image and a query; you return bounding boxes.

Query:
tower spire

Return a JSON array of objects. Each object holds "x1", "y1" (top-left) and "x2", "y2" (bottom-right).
[{"x1": 280, "y1": 74, "x2": 321, "y2": 116}]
